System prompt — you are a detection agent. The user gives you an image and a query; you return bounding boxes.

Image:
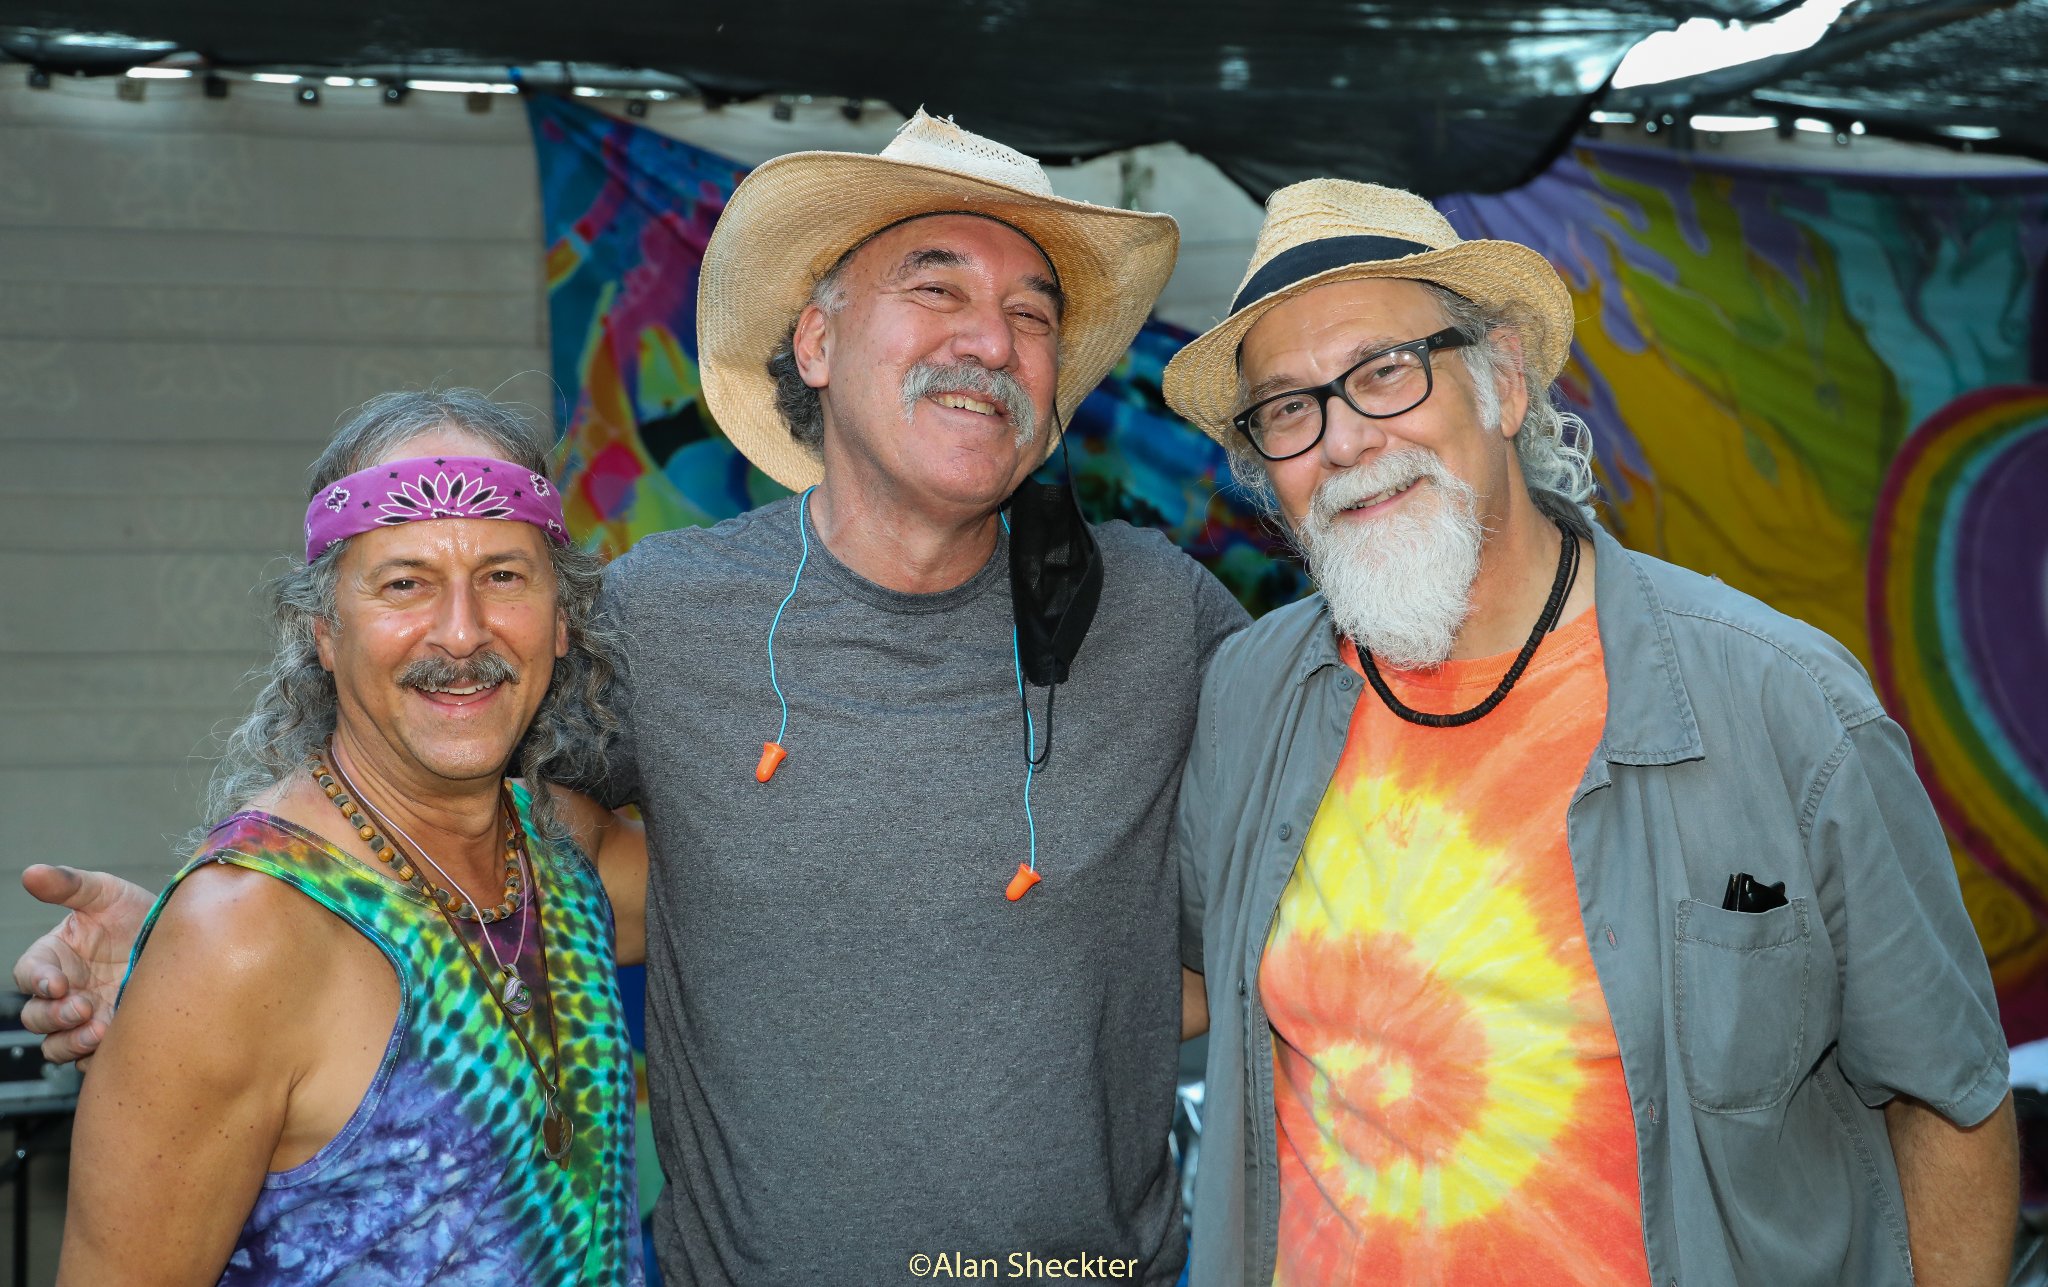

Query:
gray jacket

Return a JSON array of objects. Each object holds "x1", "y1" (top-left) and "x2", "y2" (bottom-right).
[{"x1": 1176, "y1": 523, "x2": 2007, "y2": 1287}]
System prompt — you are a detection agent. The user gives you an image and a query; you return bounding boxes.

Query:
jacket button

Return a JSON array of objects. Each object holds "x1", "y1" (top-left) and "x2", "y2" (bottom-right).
[
  {"x1": 1337, "y1": 673, "x2": 1355, "y2": 691},
  {"x1": 1237, "y1": 980, "x2": 1248, "y2": 997},
  {"x1": 1278, "y1": 823, "x2": 1293, "y2": 840}
]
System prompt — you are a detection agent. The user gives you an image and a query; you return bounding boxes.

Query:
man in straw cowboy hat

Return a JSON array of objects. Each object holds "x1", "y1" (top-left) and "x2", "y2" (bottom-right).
[
  {"x1": 591, "y1": 108, "x2": 1247, "y2": 1284},
  {"x1": 598, "y1": 111, "x2": 1244, "y2": 1281},
  {"x1": 1165, "y1": 181, "x2": 2017, "y2": 1285}
]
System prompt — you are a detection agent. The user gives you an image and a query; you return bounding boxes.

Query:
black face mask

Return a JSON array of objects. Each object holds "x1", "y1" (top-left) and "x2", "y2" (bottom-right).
[{"x1": 1006, "y1": 470, "x2": 1101, "y2": 688}]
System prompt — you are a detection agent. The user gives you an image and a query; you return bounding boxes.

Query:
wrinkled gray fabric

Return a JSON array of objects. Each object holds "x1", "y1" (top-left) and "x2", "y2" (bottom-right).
[
  {"x1": 597, "y1": 495, "x2": 1249, "y2": 1286},
  {"x1": 1177, "y1": 522, "x2": 2007, "y2": 1287}
]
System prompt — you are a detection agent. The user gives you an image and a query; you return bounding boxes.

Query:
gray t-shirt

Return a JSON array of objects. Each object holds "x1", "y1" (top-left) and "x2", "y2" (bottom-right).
[{"x1": 597, "y1": 494, "x2": 1250, "y2": 1286}]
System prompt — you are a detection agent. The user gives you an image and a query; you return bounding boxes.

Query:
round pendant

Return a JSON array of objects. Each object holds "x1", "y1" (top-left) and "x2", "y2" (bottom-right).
[
  {"x1": 542, "y1": 1097, "x2": 573, "y2": 1163},
  {"x1": 500, "y1": 971, "x2": 533, "y2": 1017}
]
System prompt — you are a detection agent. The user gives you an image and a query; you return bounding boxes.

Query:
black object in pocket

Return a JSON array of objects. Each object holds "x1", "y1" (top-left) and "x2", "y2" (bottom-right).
[{"x1": 1722, "y1": 871, "x2": 1788, "y2": 914}]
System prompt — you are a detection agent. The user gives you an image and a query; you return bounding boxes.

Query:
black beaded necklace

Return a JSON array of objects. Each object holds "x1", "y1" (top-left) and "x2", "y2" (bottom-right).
[{"x1": 1357, "y1": 518, "x2": 1580, "y2": 728}]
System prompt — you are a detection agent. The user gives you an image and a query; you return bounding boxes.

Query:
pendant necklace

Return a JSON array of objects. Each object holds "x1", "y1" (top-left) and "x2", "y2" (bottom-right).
[
  {"x1": 1358, "y1": 517, "x2": 1581, "y2": 728},
  {"x1": 357, "y1": 781, "x2": 536, "y2": 1017},
  {"x1": 315, "y1": 750, "x2": 573, "y2": 1164}
]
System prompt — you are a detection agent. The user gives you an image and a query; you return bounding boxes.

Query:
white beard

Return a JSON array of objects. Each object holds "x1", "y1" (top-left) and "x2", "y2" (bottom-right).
[{"x1": 1293, "y1": 447, "x2": 1485, "y2": 669}]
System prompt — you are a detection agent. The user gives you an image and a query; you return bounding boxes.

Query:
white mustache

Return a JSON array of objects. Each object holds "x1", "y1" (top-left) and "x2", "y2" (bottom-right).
[
  {"x1": 1307, "y1": 448, "x2": 1457, "y2": 527},
  {"x1": 900, "y1": 360, "x2": 1041, "y2": 448}
]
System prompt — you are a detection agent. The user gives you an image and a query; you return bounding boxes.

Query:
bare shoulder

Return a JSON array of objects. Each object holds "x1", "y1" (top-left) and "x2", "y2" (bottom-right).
[{"x1": 133, "y1": 862, "x2": 353, "y2": 1000}]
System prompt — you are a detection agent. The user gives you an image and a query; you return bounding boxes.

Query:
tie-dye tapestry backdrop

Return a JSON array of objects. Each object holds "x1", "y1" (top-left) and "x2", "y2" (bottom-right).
[
  {"x1": 1447, "y1": 143, "x2": 2048, "y2": 1041},
  {"x1": 528, "y1": 93, "x2": 2048, "y2": 1066}
]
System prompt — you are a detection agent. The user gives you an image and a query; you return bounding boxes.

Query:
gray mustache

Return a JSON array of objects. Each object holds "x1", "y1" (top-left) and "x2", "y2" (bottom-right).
[
  {"x1": 900, "y1": 361, "x2": 1039, "y2": 436},
  {"x1": 398, "y1": 652, "x2": 519, "y2": 692}
]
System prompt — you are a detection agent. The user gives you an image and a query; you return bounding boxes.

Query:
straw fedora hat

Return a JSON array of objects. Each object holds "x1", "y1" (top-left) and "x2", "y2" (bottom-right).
[
  {"x1": 1162, "y1": 179, "x2": 1574, "y2": 442},
  {"x1": 698, "y1": 111, "x2": 1180, "y2": 492}
]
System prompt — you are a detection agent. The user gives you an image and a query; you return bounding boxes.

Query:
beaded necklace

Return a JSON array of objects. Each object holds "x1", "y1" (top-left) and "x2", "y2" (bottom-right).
[
  {"x1": 325, "y1": 751, "x2": 537, "y2": 1016},
  {"x1": 309, "y1": 754, "x2": 524, "y2": 921},
  {"x1": 1358, "y1": 518, "x2": 1581, "y2": 728}
]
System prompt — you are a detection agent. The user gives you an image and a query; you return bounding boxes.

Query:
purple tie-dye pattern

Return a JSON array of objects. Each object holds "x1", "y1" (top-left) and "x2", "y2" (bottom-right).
[{"x1": 219, "y1": 1057, "x2": 535, "y2": 1284}]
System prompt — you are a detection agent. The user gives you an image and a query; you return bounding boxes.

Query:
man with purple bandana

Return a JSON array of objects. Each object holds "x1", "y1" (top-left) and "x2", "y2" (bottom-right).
[{"x1": 40, "y1": 390, "x2": 648, "y2": 1285}]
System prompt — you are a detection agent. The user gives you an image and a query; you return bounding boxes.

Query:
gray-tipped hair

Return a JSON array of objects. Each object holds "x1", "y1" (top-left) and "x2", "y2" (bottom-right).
[
  {"x1": 1224, "y1": 282, "x2": 1599, "y2": 536},
  {"x1": 201, "y1": 388, "x2": 622, "y2": 851},
  {"x1": 765, "y1": 265, "x2": 852, "y2": 453}
]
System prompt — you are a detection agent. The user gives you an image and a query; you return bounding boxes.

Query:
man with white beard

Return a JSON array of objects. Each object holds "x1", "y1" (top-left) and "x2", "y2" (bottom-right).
[{"x1": 1162, "y1": 180, "x2": 2018, "y2": 1287}]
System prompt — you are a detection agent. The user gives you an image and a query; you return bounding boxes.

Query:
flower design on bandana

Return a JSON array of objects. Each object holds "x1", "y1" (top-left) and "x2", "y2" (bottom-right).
[
  {"x1": 376, "y1": 470, "x2": 515, "y2": 526},
  {"x1": 323, "y1": 486, "x2": 350, "y2": 512},
  {"x1": 529, "y1": 473, "x2": 552, "y2": 498},
  {"x1": 546, "y1": 519, "x2": 565, "y2": 541}
]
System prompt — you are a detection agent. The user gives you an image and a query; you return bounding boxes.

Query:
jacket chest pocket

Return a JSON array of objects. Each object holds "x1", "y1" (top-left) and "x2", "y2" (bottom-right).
[{"x1": 1673, "y1": 898, "x2": 1815, "y2": 1113}]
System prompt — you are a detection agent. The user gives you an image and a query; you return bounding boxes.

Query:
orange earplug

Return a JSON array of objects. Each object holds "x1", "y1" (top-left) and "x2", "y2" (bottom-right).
[
  {"x1": 755, "y1": 741, "x2": 788, "y2": 783},
  {"x1": 1004, "y1": 863, "x2": 1042, "y2": 901}
]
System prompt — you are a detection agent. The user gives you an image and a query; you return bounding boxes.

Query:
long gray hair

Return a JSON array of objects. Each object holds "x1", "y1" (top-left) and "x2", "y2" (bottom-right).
[
  {"x1": 203, "y1": 389, "x2": 621, "y2": 845},
  {"x1": 1226, "y1": 282, "x2": 1600, "y2": 536}
]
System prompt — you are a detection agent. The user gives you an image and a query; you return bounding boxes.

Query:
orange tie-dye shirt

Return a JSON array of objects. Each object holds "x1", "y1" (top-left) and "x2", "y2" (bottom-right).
[{"x1": 1260, "y1": 608, "x2": 1651, "y2": 1286}]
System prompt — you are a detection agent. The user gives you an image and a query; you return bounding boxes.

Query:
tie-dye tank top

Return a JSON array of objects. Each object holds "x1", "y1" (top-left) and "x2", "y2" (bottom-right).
[{"x1": 127, "y1": 783, "x2": 643, "y2": 1286}]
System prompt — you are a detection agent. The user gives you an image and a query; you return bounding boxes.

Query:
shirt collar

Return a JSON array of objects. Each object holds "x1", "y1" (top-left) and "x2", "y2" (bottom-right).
[
  {"x1": 1291, "y1": 600, "x2": 1347, "y2": 688},
  {"x1": 1587, "y1": 523, "x2": 1703, "y2": 765}
]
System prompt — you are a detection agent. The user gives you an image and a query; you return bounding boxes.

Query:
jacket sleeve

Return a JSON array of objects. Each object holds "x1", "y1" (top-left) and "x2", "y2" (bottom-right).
[{"x1": 1820, "y1": 713, "x2": 2008, "y2": 1125}]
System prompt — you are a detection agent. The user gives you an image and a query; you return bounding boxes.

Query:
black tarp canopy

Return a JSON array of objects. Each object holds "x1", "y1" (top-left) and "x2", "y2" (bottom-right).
[
  {"x1": 1, "y1": 0, "x2": 1790, "y2": 197},
  {"x1": 1754, "y1": 0, "x2": 2048, "y2": 156},
  {"x1": 1608, "y1": 0, "x2": 2048, "y2": 161},
  {"x1": 7, "y1": 0, "x2": 2042, "y2": 194}
]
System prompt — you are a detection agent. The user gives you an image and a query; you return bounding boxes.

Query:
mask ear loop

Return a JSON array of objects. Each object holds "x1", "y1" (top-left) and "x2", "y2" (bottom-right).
[{"x1": 756, "y1": 485, "x2": 815, "y2": 783}]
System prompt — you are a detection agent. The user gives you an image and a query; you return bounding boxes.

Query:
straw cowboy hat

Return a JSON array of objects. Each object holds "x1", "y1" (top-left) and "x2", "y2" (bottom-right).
[
  {"x1": 698, "y1": 110, "x2": 1180, "y2": 492},
  {"x1": 1162, "y1": 179, "x2": 1575, "y2": 442}
]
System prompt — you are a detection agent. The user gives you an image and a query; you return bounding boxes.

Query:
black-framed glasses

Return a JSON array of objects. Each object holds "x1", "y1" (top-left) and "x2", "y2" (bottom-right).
[{"x1": 1231, "y1": 327, "x2": 1473, "y2": 461}]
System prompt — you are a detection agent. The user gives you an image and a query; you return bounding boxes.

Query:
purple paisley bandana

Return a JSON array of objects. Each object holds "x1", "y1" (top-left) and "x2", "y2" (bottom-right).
[{"x1": 304, "y1": 455, "x2": 570, "y2": 562}]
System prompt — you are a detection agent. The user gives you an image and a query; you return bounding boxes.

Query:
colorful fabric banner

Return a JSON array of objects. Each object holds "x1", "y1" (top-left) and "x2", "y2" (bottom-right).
[
  {"x1": 1448, "y1": 144, "x2": 2048, "y2": 1039},
  {"x1": 528, "y1": 95, "x2": 2048, "y2": 1041}
]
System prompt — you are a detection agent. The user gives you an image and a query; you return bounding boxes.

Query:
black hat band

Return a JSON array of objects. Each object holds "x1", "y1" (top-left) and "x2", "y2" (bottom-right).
[{"x1": 1230, "y1": 234, "x2": 1435, "y2": 315}]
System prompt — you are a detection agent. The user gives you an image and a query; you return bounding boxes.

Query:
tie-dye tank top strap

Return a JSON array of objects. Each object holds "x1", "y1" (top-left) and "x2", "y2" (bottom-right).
[{"x1": 130, "y1": 786, "x2": 643, "y2": 1286}]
